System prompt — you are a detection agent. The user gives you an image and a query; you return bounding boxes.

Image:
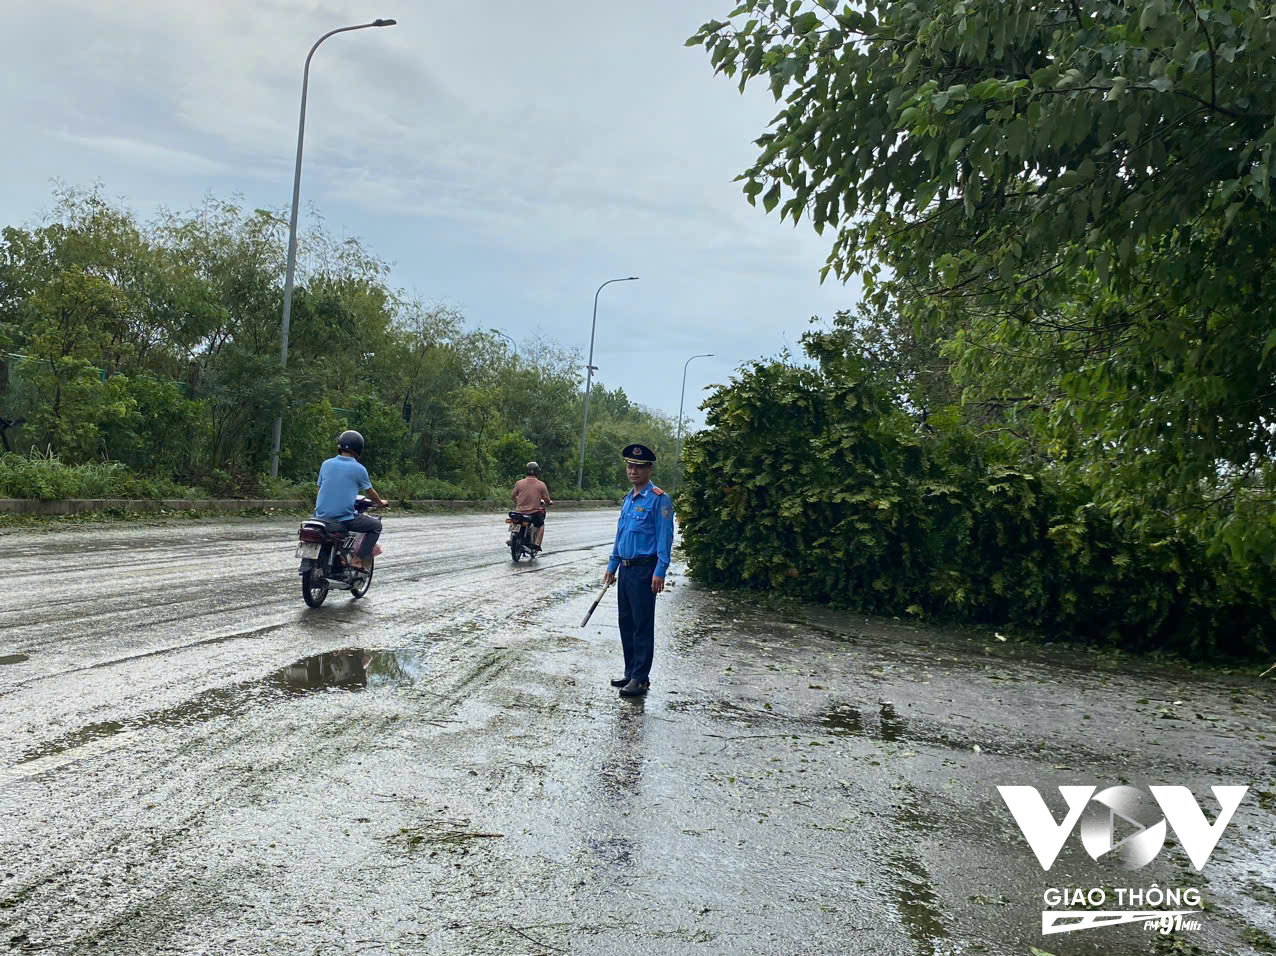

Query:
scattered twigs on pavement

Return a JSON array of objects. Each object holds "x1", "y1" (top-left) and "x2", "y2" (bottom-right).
[
  {"x1": 388, "y1": 817, "x2": 504, "y2": 850},
  {"x1": 507, "y1": 924, "x2": 566, "y2": 952},
  {"x1": 445, "y1": 921, "x2": 576, "y2": 953}
]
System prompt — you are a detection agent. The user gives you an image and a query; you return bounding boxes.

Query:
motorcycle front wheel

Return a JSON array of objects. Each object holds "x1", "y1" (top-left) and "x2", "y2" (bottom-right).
[{"x1": 302, "y1": 570, "x2": 329, "y2": 607}]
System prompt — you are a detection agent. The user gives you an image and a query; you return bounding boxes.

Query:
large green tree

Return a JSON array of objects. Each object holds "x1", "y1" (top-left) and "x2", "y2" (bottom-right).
[{"x1": 690, "y1": 0, "x2": 1276, "y2": 564}]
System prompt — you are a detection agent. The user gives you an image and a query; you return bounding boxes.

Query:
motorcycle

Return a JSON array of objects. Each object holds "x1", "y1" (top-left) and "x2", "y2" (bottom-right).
[
  {"x1": 296, "y1": 496, "x2": 383, "y2": 607},
  {"x1": 505, "y1": 512, "x2": 538, "y2": 563}
]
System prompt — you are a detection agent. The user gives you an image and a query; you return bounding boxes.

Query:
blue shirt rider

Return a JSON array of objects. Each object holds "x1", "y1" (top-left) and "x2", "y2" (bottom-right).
[{"x1": 315, "y1": 430, "x2": 388, "y2": 568}]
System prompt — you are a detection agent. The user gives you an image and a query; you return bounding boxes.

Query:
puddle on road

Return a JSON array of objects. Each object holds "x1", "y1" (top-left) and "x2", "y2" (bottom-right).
[
  {"x1": 894, "y1": 858, "x2": 950, "y2": 956},
  {"x1": 270, "y1": 648, "x2": 431, "y2": 692},
  {"x1": 892, "y1": 790, "x2": 952, "y2": 955},
  {"x1": 820, "y1": 700, "x2": 1004, "y2": 756},
  {"x1": 666, "y1": 694, "x2": 920, "y2": 746},
  {"x1": 596, "y1": 707, "x2": 647, "y2": 803},
  {"x1": 821, "y1": 703, "x2": 865, "y2": 735},
  {"x1": 0, "y1": 654, "x2": 30, "y2": 665},
  {"x1": 782, "y1": 617, "x2": 864, "y2": 645},
  {"x1": 897, "y1": 794, "x2": 943, "y2": 836},
  {"x1": 822, "y1": 701, "x2": 909, "y2": 741},
  {"x1": 583, "y1": 701, "x2": 648, "y2": 873},
  {"x1": 878, "y1": 701, "x2": 905, "y2": 742},
  {"x1": 273, "y1": 650, "x2": 372, "y2": 690},
  {"x1": 13, "y1": 646, "x2": 432, "y2": 766},
  {"x1": 664, "y1": 691, "x2": 1032, "y2": 766}
]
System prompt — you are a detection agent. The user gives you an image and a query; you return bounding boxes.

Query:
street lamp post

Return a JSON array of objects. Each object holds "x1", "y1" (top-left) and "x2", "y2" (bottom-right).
[
  {"x1": 672, "y1": 353, "x2": 714, "y2": 495},
  {"x1": 489, "y1": 328, "x2": 517, "y2": 355},
  {"x1": 269, "y1": 17, "x2": 398, "y2": 479},
  {"x1": 575, "y1": 276, "x2": 638, "y2": 488}
]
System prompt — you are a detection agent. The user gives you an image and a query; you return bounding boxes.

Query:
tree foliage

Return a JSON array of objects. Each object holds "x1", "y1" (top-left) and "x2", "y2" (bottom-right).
[{"x1": 690, "y1": 0, "x2": 1276, "y2": 565}]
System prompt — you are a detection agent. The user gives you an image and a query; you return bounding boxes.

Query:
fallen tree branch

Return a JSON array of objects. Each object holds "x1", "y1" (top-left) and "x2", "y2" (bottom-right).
[{"x1": 508, "y1": 925, "x2": 566, "y2": 952}]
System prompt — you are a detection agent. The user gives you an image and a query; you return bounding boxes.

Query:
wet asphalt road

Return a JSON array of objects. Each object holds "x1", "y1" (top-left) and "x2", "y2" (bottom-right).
[{"x1": 0, "y1": 510, "x2": 1274, "y2": 955}]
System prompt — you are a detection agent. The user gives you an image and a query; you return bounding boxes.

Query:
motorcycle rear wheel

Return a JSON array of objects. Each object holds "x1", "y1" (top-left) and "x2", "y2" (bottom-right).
[
  {"x1": 351, "y1": 564, "x2": 373, "y2": 599},
  {"x1": 302, "y1": 571, "x2": 329, "y2": 607}
]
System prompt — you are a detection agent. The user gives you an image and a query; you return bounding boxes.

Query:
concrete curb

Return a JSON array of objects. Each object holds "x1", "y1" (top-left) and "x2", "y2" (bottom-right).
[
  {"x1": 0, "y1": 498, "x2": 617, "y2": 516},
  {"x1": 0, "y1": 498, "x2": 306, "y2": 515}
]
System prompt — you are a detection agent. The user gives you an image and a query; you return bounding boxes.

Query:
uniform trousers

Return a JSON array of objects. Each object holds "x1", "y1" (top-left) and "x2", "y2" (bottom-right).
[{"x1": 617, "y1": 562, "x2": 657, "y2": 683}]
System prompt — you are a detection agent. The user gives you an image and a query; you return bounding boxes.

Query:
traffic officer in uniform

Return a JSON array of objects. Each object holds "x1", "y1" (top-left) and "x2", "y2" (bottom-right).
[{"x1": 602, "y1": 443, "x2": 675, "y2": 698}]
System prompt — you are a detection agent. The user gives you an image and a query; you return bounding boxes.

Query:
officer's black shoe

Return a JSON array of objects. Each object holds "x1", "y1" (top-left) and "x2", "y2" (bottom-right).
[
  {"x1": 618, "y1": 679, "x2": 649, "y2": 697},
  {"x1": 610, "y1": 677, "x2": 629, "y2": 687}
]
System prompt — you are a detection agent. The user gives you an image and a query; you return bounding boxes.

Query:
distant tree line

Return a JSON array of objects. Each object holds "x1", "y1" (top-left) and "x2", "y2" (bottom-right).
[{"x1": 0, "y1": 185, "x2": 677, "y2": 499}]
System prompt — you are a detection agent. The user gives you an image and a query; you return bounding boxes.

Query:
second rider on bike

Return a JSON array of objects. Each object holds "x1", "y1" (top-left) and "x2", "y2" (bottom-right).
[{"x1": 510, "y1": 461, "x2": 553, "y2": 554}]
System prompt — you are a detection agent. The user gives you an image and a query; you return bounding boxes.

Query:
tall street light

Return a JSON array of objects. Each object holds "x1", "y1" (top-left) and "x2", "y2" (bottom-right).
[
  {"x1": 270, "y1": 17, "x2": 398, "y2": 479},
  {"x1": 576, "y1": 276, "x2": 638, "y2": 488},
  {"x1": 672, "y1": 353, "x2": 714, "y2": 495},
  {"x1": 489, "y1": 328, "x2": 517, "y2": 355}
]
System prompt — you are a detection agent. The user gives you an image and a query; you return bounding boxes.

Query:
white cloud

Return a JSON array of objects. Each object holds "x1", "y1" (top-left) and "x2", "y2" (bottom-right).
[
  {"x1": 52, "y1": 132, "x2": 232, "y2": 177},
  {"x1": 0, "y1": 0, "x2": 862, "y2": 424}
]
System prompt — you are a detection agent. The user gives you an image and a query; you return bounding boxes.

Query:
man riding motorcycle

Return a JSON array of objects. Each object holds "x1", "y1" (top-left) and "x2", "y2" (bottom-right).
[
  {"x1": 315, "y1": 430, "x2": 389, "y2": 569},
  {"x1": 510, "y1": 461, "x2": 553, "y2": 553}
]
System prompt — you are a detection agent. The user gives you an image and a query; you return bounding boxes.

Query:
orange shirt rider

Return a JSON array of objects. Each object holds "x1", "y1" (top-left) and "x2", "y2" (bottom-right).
[{"x1": 512, "y1": 476, "x2": 551, "y2": 515}]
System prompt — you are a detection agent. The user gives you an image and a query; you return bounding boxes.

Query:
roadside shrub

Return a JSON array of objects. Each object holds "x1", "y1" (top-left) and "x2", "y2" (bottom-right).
[
  {"x1": 199, "y1": 468, "x2": 238, "y2": 499},
  {"x1": 112, "y1": 472, "x2": 200, "y2": 499},
  {"x1": 259, "y1": 474, "x2": 316, "y2": 504},
  {"x1": 680, "y1": 360, "x2": 1274, "y2": 659},
  {"x1": 0, "y1": 451, "x2": 122, "y2": 499},
  {"x1": 195, "y1": 467, "x2": 266, "y2": 498},
  {"x1": 376, "y1": 472, "x2": 470, "y2": 501},
  {"x1": 0, "y1": 450, "x2": 198, "y2": 500}
]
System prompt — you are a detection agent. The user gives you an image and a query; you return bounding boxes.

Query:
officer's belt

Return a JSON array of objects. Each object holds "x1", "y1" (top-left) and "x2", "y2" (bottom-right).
[{"x1": 618, "y1": 555, "x2": 658, "y2": 568}]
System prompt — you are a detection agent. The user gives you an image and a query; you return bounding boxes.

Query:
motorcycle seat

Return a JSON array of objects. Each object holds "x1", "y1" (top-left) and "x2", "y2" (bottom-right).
[{"x1": 303, "y1": 518, "x2": 347, "y2": 538}]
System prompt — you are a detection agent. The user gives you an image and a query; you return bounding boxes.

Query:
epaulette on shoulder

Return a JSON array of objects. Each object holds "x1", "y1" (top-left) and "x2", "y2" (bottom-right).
[{"x1": 652, "y1": 486, "x2": 665, "y2": 496}]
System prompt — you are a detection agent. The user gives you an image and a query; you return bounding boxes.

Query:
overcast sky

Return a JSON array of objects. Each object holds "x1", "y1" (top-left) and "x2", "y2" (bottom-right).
[{"x1": 0, "y1": 0, "x2": 861, "y2": 426}]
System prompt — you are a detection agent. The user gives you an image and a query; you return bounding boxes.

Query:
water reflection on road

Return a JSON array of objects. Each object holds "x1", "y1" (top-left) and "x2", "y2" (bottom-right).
[{"x1": 270, "y1": 647, "x2": 432, "y2": 692}]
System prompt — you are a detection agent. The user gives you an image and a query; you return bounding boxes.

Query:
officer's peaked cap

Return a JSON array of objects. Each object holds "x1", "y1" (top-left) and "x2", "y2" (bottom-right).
[{"x1": 621, "y1": 443, "x2": 656, "y2": 465}]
